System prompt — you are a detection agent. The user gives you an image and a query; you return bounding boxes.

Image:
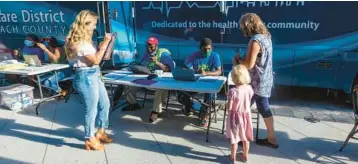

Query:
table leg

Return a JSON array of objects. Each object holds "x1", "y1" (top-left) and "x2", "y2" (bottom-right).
[
  {"x1": 35, "y1": 71, "x2": 62, "y2": 115},
  {"x1": 214, "y1": 97, "x2": 217, "y2": 123},
  {"x1": 109, "y1": 84, "x2": 121, "y2": 113},
  {"x1": 109, "y1": 84, "x2": 123, "y2": 125},
  {"x1": 35, "y1": 75, "x2": 43, "y2": 115},
  {"x1": 206, "y1": 100, "x2": 212, "y2": 142},
  {"x1": 165, "y1": 90, "x2": 171, "y2": 110},
  {"x1": 221, "y1": 99, "x2": 227, "y2": 134},
  {"x1": 177, "y1": 91, "x2": 212, "y2": 142},
  {"x1": 108, "y1": 84, "x2": 114, "y2": 127},
  {"x1": 110, "y1": 84, "x2": 114, "y2": 108}
]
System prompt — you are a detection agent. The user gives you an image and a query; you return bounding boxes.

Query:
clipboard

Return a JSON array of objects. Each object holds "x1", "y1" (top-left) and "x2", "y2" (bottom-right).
[{"x1": 102, "y1": 32, "x2": 117, "y2": 61}]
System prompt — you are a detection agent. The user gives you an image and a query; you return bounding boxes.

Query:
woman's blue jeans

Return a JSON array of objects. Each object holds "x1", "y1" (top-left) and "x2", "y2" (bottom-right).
[{"x1": 73, "y1": 67, "x2": 110, "y2": 139}]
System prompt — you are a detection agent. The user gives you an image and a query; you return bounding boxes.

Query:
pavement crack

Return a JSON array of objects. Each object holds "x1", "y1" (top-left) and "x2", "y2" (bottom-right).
[
  {"x1": 144, "y1": 124, "x2": 173, "y2": 164},
  {"x1": 41, "y1": 100, "x2": 59, "y2": 164}
]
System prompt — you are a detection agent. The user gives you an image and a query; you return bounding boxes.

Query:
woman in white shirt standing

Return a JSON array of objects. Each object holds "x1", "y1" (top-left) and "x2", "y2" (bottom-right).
[{"x1": 65, "y1": 10, "x2": 113, "y2": 151}]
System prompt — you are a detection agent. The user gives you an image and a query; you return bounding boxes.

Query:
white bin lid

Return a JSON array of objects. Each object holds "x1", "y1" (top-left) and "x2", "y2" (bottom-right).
[{"x1": 0, "y1": 84, "x2": 34, "y2": 95}]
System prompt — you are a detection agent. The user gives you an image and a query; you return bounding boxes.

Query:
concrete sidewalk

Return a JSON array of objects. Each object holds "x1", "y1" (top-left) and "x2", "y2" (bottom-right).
[{"x1": 0, "y1": 94, "x2": 357, "y2": 164}]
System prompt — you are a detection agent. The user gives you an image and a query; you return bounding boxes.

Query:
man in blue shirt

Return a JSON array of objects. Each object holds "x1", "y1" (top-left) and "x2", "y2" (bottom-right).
[
  {"x1": 178, "y1": 38, "x2": 222, "y2": 127},
  {"x1": 113, "y1": 37, "x2": 175, "y2": 119}
]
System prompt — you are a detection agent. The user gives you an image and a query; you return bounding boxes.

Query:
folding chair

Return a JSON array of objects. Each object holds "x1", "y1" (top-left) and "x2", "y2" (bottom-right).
[
  {"x1": 63, "y1": 75, "x2": 78, "y2": 103},
  {"x1": 196, "y1": 62, "x2": 226, "y2": 123},
  {"x1": 62, "y1": 68, "x2": 82, "y2": 104},
  {"x1": 212, "y1": 63, "x2": 226, "y2": 123},
  {"x1": 174, "y1": 63, "x2": 222, "y2": 123},
  {"x1": 221, "y1": 71, "x2": 260, "y2": 140},
  {"x1": 339, "y1": 86, "x2": 358, "y2": 152}
]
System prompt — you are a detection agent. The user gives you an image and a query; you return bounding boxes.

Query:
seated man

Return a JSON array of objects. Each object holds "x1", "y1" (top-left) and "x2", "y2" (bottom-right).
[
  {"x1": 113, "y1": 37, "x2": 175, "y2": 119},
  {"x1": 177, "y1": 38, "x2": 222, "y2": 127}
]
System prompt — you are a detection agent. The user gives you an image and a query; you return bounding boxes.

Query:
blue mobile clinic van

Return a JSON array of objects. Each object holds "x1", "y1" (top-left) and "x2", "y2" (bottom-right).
[{"x1": 1, "y1": 1, "x2": 358, "y2": 103}]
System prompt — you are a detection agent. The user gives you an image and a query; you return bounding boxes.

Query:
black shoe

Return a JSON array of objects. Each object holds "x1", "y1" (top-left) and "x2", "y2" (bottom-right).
[
  {"x1": 149, "y1": 111, "x2": 163, "y2": 122},
  {"x1": 255, "y1": 138, "x2": 279, "y2": 149},
  {"x1": 183, "y1": 104, "x2": 193, "y2": 116},
  {"x1": 149, "y1": 111, "x2": 158, "y2": 123},
  {"x1": 122, "y1": 103, "x2": 141, "y2": 111}
]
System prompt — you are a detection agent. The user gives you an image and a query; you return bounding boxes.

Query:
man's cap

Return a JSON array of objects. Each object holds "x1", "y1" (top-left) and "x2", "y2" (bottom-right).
[{"x1": 147, "y1": 37, "x2": 159, "y2": 45}]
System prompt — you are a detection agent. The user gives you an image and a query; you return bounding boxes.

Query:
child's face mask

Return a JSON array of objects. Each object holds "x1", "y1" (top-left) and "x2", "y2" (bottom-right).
[{"x1": 24, "y1": 40, "x2": 34, "y2": 47}]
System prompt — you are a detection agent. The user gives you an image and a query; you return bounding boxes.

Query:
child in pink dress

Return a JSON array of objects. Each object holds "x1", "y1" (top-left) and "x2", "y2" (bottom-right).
[{"x1": 226, "y1": 65, "x2": 254, "y2": 163}]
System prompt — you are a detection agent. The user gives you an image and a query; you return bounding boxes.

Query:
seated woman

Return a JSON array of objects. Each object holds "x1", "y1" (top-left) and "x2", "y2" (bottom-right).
[
  {"x1": 7, "y1": 34, "x2": 45, "y2": 83},
  {"x1": 36, "y1": 37, "x2": 72, "y2": 98}
]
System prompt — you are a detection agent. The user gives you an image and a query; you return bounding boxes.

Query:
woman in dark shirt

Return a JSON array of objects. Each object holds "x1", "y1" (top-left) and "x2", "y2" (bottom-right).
[{"x1": 36, "y1": 37, "x2": 72, "y2": 98}]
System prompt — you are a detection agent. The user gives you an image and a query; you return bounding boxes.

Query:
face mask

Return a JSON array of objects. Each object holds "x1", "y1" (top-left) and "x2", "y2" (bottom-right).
[
  {"x1": 43, "y1": 41, "x2": 49, "y2": 47},
  {"x1": 24, "y1": 40, "x2": 34, "y2": 47},
  {"x1": 202, "y1": 50, "x2": 211, "y2": 56}
]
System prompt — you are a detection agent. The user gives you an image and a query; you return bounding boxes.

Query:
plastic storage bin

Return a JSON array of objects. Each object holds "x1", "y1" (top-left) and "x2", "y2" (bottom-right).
[{"x1": 0, "y1": 84, "x2": 34, "y2": 110}]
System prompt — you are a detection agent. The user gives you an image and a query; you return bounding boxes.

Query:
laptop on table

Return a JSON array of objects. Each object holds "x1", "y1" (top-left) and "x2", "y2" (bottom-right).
[
  {"x1": 129, "y1": 64, "x2": 151, "y2": 75},
  {"x1": 23, "y1": 55, "x2": 42, "y2": 67},
  {"x1": 172, "y1": 68, "x2": 200, "y2": 81}
]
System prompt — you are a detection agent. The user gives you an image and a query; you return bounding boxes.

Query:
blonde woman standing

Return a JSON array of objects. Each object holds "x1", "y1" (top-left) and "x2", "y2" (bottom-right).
[
  {"x1": 65, "y1": 10, "x2": 113, "y2": 151},
  {"x1": 233, "y1": 13, "x2": 278, "y2": 149}
]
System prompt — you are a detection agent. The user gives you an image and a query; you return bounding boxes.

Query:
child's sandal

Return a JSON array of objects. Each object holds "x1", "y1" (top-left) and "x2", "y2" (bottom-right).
[
  {"x1": 227, "y1": 155, "x2": 236, "y2": 164},
  {"x1": 237, "y1": 152, "x2": 247, "y2": 163}
]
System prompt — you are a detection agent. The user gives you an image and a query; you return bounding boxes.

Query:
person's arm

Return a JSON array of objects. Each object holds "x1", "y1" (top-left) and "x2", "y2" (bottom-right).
[
  {"x1": 226, "y1": 89, "x2": 234, "y2": 111},
  {"x1": 84, "y1": 42, "x2": 109, "y2": 65},
  {"x1": 227, "y1": 99, "x2": 233, "y2": 112},
  {"x1": 83, "y1": 33, "x2": 111, "y2": 65},
  {"x1": 12, "y1": 48, "x2": 20, "y2": 60},
  {"x1": 202, "y1": 67, "x2": 222, "y2": 76},
  {"x1": 47, "y1": 47, "x2": 61, "y2": 62},
  {"x1": 156, "y1": 53, "x2": 174, "y2": 72},
  {"x1": 37, "y1": 43, "x2": 61, "y2": 62},
  {"x1": 150, "y1": 54, "x2": 169, "y2": 71},
  {"x1": 156, "y1": 61, "x2": 169, "y2": 72},
  {"x1": 239, "y1": 40, "x2": 260, "y2": 70},
  {"x1": 18, "y1": 49, "x2": 24, "y2": 61},
  {"x1": 201, "y1": 53, "x2": 222, "y2": 76}
]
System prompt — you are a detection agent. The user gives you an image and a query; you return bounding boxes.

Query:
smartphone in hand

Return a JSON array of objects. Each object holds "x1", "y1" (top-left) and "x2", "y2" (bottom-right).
[{"x1": 234, "y1": 48, "x2": 242, "y2": 63}]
